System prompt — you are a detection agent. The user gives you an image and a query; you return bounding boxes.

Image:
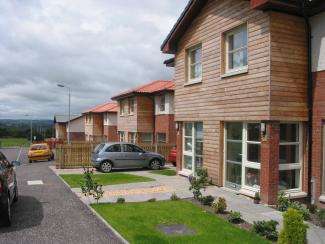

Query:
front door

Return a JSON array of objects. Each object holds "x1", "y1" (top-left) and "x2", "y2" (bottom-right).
[{"x1": 225, "y1": 122, "x2": 243, "y2": 190}]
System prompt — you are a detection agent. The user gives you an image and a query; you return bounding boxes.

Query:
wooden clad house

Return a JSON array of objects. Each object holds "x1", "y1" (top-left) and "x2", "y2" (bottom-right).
[
  {"x1": 54, "y1": 115, "x2": 85, "y2": 141},
  {"x1": 161, "y1": 0, "x2": 325, "y2": 205},
  {"x1": 83, "y1": 102, "x2": 118, "y2": 142},
  {"x1": 111, "y1": 80, "x2": 176, "y2": 144}
]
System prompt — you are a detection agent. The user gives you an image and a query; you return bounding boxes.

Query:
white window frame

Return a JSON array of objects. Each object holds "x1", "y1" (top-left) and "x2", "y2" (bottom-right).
[
  {"x1": 279, "y1": 122, "x2": 303, "y2": 193},
  {"x1": 224, "y1": 122, "x2": 261, "y2": 192},
  {"x1": 182, "y1": 122, "x2": 203, "y2": 174},
  {"x1": 128, "y1": 132, "x2": 136, "y2": 144},
  {"x1": 224, "y1": 24, "x2": 248, "y2": 74},
  {"x1": 186, "y1": 44, "x2": 202, "y2": 84},
  {"x1": 119, "y1": 131, "x2": 125, "y2": 142},
  {"x1": 128, "y1": 98, "x2": 134, "y2": 115},
  {"x1": 120, "y1": 101, "x2": 125, "y2": 116}
]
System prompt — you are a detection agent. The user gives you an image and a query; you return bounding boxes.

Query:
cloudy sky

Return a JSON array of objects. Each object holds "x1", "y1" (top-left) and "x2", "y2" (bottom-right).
[{"x1": 0, "y1": 0, "x2": 187, "y2": 119}]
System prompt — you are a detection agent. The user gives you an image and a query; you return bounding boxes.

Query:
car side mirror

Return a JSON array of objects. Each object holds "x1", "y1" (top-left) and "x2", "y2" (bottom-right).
[{"x1": 11, "y1": 161, "x2": 21, "y2": 167}]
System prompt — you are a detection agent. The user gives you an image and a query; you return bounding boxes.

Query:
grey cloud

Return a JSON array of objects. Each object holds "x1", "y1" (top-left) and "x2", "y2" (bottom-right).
[{"x1": 0, "y1": 0, "x2": 187, "y2": 119}]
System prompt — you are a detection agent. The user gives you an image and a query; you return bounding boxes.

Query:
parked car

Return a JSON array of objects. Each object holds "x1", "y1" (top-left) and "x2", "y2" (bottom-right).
[
  {"x1": 0, "y1": 151, "x2": 20, "y2": 226},
  {"x1": 91, "y1": 142, "x2": 166, "y2": 173},
  {"x1": 28, "y1": 143, "x2": 54, "y2": 163},
  {"x1": 167, "y1": 146, "x2": 177, "y2": 167}
]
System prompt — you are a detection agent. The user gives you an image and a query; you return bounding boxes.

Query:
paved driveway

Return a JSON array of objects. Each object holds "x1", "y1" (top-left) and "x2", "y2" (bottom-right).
[{"x1": 0, "y1": 147, "x2": 122, "y2": 244}]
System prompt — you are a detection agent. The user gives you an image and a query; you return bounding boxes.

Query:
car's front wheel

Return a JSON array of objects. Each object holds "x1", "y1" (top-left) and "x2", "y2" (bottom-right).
[
  {"x1": 100, "y1": 161, "x2": 113, "y2": 173},
  {"x1": 150, "y1": 159, "x2": 161, "y2": 170},
  {"x1": 1, "y1": 195, "x2": 11, "y2": 226}
]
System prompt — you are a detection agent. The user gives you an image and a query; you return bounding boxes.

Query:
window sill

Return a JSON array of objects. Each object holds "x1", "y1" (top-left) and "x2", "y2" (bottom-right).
[
  {"x1": 184, "y1": 79, "x2": 202, "y2": 86},
  {"x1": 178, "y1": 169, "x2": 193, "y2": 177},
  {"x1": 239, "y1": 188, "x2": 258, "y2": 198},
  {"x1": 288, "y1": 191, "x2": 307, "y2": 199},
  {"x1": 221, "y1": 67, "x2": 248, "y2": 78}
]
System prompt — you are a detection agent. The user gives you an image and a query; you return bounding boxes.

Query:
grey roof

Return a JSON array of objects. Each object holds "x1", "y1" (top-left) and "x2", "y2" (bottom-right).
[{"x1": 54, "y1": 115, "x2": 81, "y2": 123}]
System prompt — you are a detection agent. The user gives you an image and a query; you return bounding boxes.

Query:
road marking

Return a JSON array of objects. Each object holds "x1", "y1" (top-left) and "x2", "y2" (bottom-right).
[
  {"x1": 27, "y1": 180, "x2": 44, "y2": 185},
  {"x1": 16, "y1": 147, "x2": 23, "y2": 161}
]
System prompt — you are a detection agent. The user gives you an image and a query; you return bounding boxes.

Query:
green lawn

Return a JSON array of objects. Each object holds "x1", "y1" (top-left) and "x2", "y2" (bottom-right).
[
  {"x1": 60, "y1": 173, "x2": 155, "y2": 188},
  {"x1": 0, "y1": 138, "x2": 29, "y2": 147},
  {"x1": 149, "y1": 170, "x2": 176, "y2": 176},
  {"x1": 92, "y1": 201, "x2": 270, "y2": 244}
]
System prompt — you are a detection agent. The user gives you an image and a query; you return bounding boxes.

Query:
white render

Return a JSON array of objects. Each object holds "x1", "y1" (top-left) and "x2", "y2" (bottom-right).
[
  {"x1": 154, "y1": 92, "x2": 175, "y2": 115},
  {"x1": 66, "y1": 116, "x2": 85, "y2": 133},
  {"x1": 311, "y1": 12, "x2": 325, "y2": 72},
  {"x1": 103, "y1": 112, "x2": 117, "y2": 126}
]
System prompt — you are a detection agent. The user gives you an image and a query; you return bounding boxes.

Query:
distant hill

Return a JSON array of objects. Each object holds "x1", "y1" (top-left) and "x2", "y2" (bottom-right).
[{"x1": 0, "y1": 119, "x2": 54, "y2": 140}]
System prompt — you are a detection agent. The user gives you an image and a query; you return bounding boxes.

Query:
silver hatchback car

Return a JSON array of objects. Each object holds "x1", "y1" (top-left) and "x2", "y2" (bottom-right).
[{"x1": 91, "y1": 142, "x2": 166, "y2": 173}]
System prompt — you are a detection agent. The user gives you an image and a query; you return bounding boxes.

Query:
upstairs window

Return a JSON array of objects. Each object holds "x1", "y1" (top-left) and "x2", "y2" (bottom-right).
[
  {"x1": 187, "y1": 44, "x2": 202, "y2": 83},
  {"x1": 224, "y1": 24, "x2": 248, "y2": 73},
  {"x1": 159, "y1": 95, "x2": 165, "y2": 112},
  {"x1": 128, "y1": 98, "x2": 134, "y2": 115},
  {"x1": 120, "y1": 101, "x2": 126, "y2": 116}
]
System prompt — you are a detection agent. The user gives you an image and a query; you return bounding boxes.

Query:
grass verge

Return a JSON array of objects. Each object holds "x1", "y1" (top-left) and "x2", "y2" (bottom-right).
[
  {"x1": 149, "y1": 169, "x2": 176, "y2": 176},
  {"x1": 60, "y1": 173, "x2": 155, "y2": 188},
  {"x1": 0, "y1": 138, "x2": 29, "y2": 147},
  {"x1": 91, "y1": 201, "x2": 270, "y2": 244}
]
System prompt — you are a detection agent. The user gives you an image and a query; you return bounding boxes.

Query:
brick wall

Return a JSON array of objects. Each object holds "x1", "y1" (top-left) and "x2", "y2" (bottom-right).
[
  {"x1": 69, "y1": 132, "x2": 85, "y2": 141},
  {"x1": 312, "y1": 70, "x2": 325, "y2": 206},
  {"x1": 104, "y1": 125, "x2": 118, "y2": 141},
  {"x1": 155, "y1": 114, "x2": 176, "y2": 144}
]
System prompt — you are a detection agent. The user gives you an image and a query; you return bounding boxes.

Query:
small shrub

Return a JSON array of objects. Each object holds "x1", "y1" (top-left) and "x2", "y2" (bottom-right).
[
  {"x1": 201, "y1": 195, "x2": 215, "y2": 206},
  {"x1": 278, "y1": 192, "x2": 290, "y2": 212},
  {"x1": 289, "y1": 201, "x2": 310, "y2": 220},
  {"x1": 212, "y1": 197, "x2": 227, "y2": 214},
  {"x1": 170, "y1": 193, "x2": 180, "y2": 201},
  {"x1": 278, "y1": 208, "x2": 309, "y2": 244},
  {"x1": 308, "y1": 204, "x2": 317, "y2": 214},
  {"x1": 254, "y1": 191, "x2": 261, "y2": 203},
  {"x1": 189, "y1": 168, "x2": 208, "y2": 200},
  {"x1": 93, "y1": 183, "x2": 104, "y2": 204},
  {"x1": 318, "y1": 208, "x2": 325, "y2": 226},
  {"x1": 228, "y1": 211, "x2": 242, "y2": 224},
  {"x1": 253, "y1": 220, "x2": 279, "y2": 241},
  {"x1": 81, "y1": 167, "x2": 95, "y2": 196},
  {"x1": 116, "y1": 197, "x2": 125, "y2": 204},
  {"x1": 147, "y1": 198, "x2": 156, "y2": 202}
]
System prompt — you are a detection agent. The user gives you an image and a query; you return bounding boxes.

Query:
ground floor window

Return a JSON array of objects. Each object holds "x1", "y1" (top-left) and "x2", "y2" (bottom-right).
[
  {"x1": 157, "y1": 133, "x2": 166, "y2": 144},
  {"x1": 141, "y1": 133, "x2": 153, "y2": 144},
  {"x1": 279, "y1": 123, "x2": 302, "y2": 191},
  {"x1": 182, "y1": 122, "x2": 203, "y2": 173},
  {"x1": 118, "y1": 131, "x2": 125, "y2": 142},
  {"x1": 225, "y1": 122, "x2": 261, "y2": 191},
  {"x1": 128, "y1": 132, "x2": 136, "y2": 144}
]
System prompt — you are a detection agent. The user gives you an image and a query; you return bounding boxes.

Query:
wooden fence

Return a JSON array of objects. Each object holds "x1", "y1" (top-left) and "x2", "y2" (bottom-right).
[{"x1": 55, "y1": 143, "x2": 175, "y2": 169}]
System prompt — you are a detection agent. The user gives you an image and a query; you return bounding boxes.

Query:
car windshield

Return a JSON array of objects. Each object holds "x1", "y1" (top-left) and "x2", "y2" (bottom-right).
[
  {"x1": 30, "y1": 145, "x2": 48, "y2": 151},
  {"x1": 94, "y1": 144, "x2": 105, "y2": 154}
]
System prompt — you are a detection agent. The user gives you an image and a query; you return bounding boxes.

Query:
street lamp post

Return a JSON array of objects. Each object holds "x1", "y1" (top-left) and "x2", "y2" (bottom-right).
[
  {"x1": 25, "y1": 114, "x2": 33, "y2": 143},
  {"x1": 57, "y1": 84, "x2": 71, "y2": 144}
]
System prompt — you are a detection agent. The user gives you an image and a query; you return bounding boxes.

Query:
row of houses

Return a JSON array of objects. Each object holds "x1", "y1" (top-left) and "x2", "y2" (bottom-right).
[
  {"x1": 55, "y1": 0, "x2": 325, "y2": 207},
  {"x1": 54, "y1": 80, "x2": 177, "y2": 145}
]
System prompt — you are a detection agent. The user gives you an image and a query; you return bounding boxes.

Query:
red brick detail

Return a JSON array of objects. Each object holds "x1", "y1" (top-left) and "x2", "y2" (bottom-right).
[
  {"x1": 312, "y1": 71, "x2": 325, "y2": 206},
  {"x1": 155, "y1": 114, "x2": 176, "y2": 144},
  {"x1": 104, "y1": 125, "x2": 118, "y2": 141},
  {"x1": 176, "y1": 122, "x2": 183, "y2": 172},
  {"x1": 69, "y1": 132, "x2": 85, "y2": 141},
  {"x1": 260, "y1": 122, "x2": 280, "y2": 205}
]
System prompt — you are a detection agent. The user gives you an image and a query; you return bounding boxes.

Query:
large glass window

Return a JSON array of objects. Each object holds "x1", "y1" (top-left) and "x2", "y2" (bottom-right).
[
  {"x1": 183, "y1": 122, "x2": 203, "y2": 173},
  {"x1": 225, "y1": 122, "x2": 261, "y2": 191},
  {"x1": 279, "y1": 123, "x2": 302, "y2": 191},
  {"x1": 141, "y1": 133, "x2": 153, "y2": 144},
  {"x1": 187, "y1": 44, "x2": 202, "y2": 82},
  {"x1": 118, "y1": 131, "x2": 125, "y2": 142},
  {"x1": 225, "y1": 24, "x2": 248, "y2": 73},
  {"x1": 157, "y1": 133, "x2": 166, "y2": 144},
  {"x1": 128, "y1": 132, "x2": 136, "y2": 144}
]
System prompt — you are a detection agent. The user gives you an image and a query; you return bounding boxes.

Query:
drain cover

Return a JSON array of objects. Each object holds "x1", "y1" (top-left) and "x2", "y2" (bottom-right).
[{"x1": 157, "y1": 224, "x2": 195, "y2": 236}]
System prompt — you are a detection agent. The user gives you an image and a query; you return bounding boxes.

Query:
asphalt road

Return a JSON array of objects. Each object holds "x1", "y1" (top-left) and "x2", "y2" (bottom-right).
[{"x1": 0, "y1": 147, "x2": 122, "y2": 244}]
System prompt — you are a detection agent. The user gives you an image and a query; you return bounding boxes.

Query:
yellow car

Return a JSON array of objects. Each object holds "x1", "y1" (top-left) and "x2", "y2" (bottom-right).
[{"x1": 28, "y1": 143, "x2": 54, "y2": 163}]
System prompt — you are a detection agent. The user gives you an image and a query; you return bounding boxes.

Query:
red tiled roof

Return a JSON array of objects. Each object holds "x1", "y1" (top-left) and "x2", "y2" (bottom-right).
[
  {"x1": 111, "y1": 80, "x2": 175, "y2": 100},
  {"x1": 83, "y1": 102, "x2": 118, "y2": 114}
]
